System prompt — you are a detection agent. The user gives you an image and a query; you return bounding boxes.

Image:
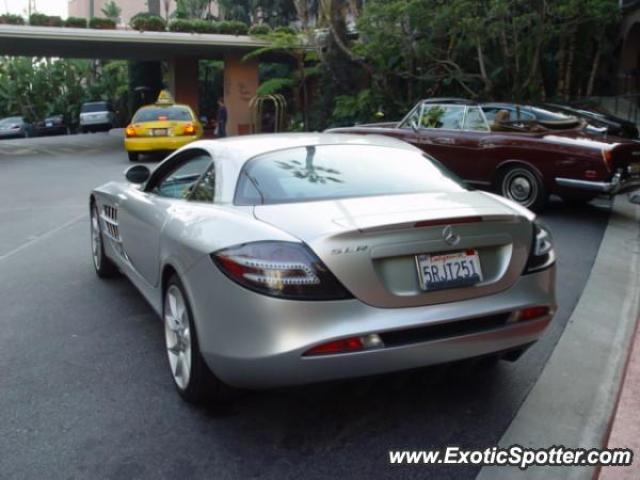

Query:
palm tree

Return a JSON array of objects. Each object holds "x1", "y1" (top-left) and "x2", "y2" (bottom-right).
[{"x1": 101, "y1": 1, "x2": 122, "y2": 23}]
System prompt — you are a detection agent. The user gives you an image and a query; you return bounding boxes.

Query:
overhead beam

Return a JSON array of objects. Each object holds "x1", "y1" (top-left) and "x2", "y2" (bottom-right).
[{"x1": 0, "y1": 25, "x2": 270, "y2": 61}]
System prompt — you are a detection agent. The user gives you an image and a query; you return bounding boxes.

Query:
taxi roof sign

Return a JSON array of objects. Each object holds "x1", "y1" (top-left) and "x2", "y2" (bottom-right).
[{"x1": 156, "y1": 90, "x2": 175, "y2": 105}]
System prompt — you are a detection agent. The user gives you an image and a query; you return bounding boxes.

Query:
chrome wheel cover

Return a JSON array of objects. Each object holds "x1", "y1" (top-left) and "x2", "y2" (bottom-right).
[
  {"x1": 90, "y1": 208, "x2": 102, "y2": 270},
  {"x1": 502, "y1": 169, "x2": 538, "y2": 207},
  {"x1": 164, "y1": 285, "x2": 192, "y2": 390}
]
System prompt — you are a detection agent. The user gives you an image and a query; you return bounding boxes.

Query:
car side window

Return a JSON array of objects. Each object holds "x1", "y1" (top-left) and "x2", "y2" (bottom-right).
[
  {"x1": 420, "y1": 105, "x2": 465, "y2": 130},
  {"x1": 401, "y1": 104, "x2": 423, "y2": 129},
  {"x1": 463, "y1": 107, "x2": 489, "y2": 131},
  {"x1": 189, "y1": 164, "x2": 216, "y2": 203},
  {"x1": 152, "y1": 154, "x2": 212, "y2": 199}
]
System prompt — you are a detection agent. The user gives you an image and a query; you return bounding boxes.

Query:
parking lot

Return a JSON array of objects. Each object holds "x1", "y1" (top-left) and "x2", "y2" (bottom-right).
[{"x1": 0, "y1": 134, "x2": 612, "y2": 479}]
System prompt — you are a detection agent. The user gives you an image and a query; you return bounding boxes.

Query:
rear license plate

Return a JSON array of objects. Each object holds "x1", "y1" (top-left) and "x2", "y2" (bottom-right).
[
  {"x1": 416, "y1": 250, "x2": 483, "y2": 291},
  {"x1": 629, "y1": 162, "x2": 640, "y2": 175},
  {"x1": 152, "y1": 129, "x2": 168, "y2": 137},
  {"x1": 46, "y1": 122, "x2": 53, "y2": 127}
]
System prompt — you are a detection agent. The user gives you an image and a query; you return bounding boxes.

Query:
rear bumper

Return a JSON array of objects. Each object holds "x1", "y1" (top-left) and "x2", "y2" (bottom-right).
[
  {"x1": 555, "y1": 173, "x2": 640, "y2": 195},
  {"x1": 184, "y1": 257, "x2": 556, "y2": 389},
  {"x1": 124, "y1": 136, "x2": 198, "y2": 152}
]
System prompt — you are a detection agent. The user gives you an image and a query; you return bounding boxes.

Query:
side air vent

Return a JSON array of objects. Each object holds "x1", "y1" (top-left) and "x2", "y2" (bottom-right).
[{"x1": 102, "y1": 205, "x2": 120, "y2": 241}]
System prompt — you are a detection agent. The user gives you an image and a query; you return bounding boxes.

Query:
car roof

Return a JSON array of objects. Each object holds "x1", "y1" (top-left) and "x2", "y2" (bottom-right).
[
  {"x1": 194, "y1": 133, "x2": 419, "y2": 165},
  {"x1": 182, "y1": 133, "x2": 423, "y2": 205},
  {"x1": 137, "y1": 104, "x2": 192, "y2": 110}
]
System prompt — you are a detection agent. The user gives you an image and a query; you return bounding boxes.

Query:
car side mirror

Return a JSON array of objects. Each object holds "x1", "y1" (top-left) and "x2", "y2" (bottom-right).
[{"x1": 125, "y1": 165, "x2": 150, "y2": 184}]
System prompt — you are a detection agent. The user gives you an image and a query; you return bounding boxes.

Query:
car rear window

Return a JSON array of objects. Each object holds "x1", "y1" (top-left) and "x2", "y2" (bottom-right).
[
  {"x1": 234, "y1": 144, "x2": 466, "y2": 206},
  {"x1": 133, "y1": 107, "x2": 193, "y2": 123},
  {"x1": 81, "y1": 102, "x2": 109, "y2": 113}
]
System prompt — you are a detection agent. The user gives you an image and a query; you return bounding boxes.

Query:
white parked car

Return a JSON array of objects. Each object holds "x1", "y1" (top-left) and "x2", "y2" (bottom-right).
[{"x1": 79, "y1": 101, "x2": 115, "y2": 133}]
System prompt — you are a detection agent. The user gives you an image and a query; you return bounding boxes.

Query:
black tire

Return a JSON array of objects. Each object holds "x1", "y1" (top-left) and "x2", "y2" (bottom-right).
[
  {"x1": 560, "y1": 192, "x2": 597, "y2": 206},
  {"x1": 90, "y1": 204, "x2": 119, "y2": 278},
  {"x1": 163, "y1": 275, "x2": 238, "y2": 404},
  {"x1": 128, "y1": 152, "x2": 139, "y2": 162},
  {"x1": 498, "y1": 165, "x2": 547, "y2": 211}
]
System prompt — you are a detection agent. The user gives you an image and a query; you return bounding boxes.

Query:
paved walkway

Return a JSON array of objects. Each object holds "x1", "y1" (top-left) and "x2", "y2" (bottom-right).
[{"x1": 598, "y1": 315, "x2": 640, "y2": 480}]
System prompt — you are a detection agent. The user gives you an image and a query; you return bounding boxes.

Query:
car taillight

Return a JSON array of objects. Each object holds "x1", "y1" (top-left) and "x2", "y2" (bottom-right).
[
  {"x1": 125, "y1": 125, "x2": 136, "y2": 137},
  {"x1": 601, "y1": 148, "x2": 613, "y2": 171},
  {"x1": 212, "y1": 241, "x2": 353, "y2": 300},
  {"x1": 517, "y1": 306, "x2": 550, "y2": 321},
  {"x1": 304, "y1": 334, "x2": 384, "y2": 356},
  {"x1": 524, "y1": 221, "x2": 555, "y2": 274},
  {"x1": 183, "y1": 124, "x2": 196, "y2": 136}
]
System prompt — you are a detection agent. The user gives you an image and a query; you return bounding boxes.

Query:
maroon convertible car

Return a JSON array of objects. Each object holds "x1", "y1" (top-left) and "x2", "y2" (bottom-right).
[{"x1": 329, "y1": 99, "x2": 640, "y2": 210}]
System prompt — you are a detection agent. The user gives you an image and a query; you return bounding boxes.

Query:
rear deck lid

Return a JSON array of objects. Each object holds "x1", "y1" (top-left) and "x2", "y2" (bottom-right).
[{"x1": 254, "y1": 191, "x2": 532, "y2": 308}]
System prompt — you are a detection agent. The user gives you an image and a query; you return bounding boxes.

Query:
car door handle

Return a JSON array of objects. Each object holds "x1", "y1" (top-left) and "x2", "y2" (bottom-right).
[{"x1": 434, "y1": 137, "x2": 456, "y2": 145}]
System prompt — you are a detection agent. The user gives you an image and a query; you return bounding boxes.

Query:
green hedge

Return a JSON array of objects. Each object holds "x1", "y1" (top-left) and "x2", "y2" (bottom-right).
[
  {"x1": 131, "y1": 14, "x2": 166, "y2": 32},
  {"x1": 0, "y1": 14, "x2": 25, "y2": 25},
  {"x1": 167, "y1": 19, "x2": 248, "y2": 35},
  {"x1": 5, "y1": 13, "x2": 250, "y2": 35},
  {"x1": 89, "y1": 17, "x2": 116, "y2": 30},
  {"x1": 249, "y1": 24, "x2": 271, "y2": 36},
  {"x1": 274, "y1": 26, "x2": 297, "y2": 35},
  {"x1": 64, "y1": 17, "x2": 88, "y2": 28},
  {"x1": 29, "y1": 13, "x2": 63, "y2": 27}
]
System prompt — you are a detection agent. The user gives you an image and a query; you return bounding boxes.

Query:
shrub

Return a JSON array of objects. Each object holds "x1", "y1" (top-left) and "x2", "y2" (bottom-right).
[
  {"x1": 249, "y1": 24, "x2": 271, "y2": 36},
  {"x1": 64, "y1": 17, "x2": 88, "y2": 28},
  {"x1": 194, "y1": 20, "x2": 220, "y2": 34},
  {"x1": 168, "y1": 19, "x2": 193, "y2": 33},
  {"x1": 216, "y1": 20, "x2": 248, "y2": 35},
  {"x1": 131, "y1": 14, "x2": 166, "y2": 32},
  {"x1": 0, "y1": 14, "x2": 25, "y2": 25},
  {"x1": 274, "y1": 26, "x2": 296, "y2": 35},
  {"x1": 227, "y1": 20, "x2": 248, "y2": 35},
  {"x1": 169, "y1": 19, "x2": 217, "y2": 34},
  {"x1": 89, "y1": 17, "x2": 116, "y2": 30},
  {"x1": 30, "y1": 13, "x2": 63, "y2": 27}
]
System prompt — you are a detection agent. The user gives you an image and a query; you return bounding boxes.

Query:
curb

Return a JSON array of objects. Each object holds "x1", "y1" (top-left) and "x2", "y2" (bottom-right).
[{"x1": 476, "y1": 196, "x2": 640, "y2": 480}]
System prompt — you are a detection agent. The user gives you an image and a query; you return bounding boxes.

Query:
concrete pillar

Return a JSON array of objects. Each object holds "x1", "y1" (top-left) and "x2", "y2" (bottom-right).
[
  {"x1": 167, "y1": 57, "x2": 200, "y2": 114},
  {"x1": 223, "y1": 54, "x2": 259, "y2": 136}
]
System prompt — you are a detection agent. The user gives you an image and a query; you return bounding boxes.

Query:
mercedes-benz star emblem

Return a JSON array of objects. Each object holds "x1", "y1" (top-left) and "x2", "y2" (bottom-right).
[{"x1": 442, "y1": 225, "x2": 460, "y2": 246}]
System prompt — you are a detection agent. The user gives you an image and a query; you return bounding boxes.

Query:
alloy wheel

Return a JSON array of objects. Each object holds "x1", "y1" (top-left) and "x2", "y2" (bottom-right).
[{"x1": 164, "y1": 285, "x2": 193, "y2": 390}]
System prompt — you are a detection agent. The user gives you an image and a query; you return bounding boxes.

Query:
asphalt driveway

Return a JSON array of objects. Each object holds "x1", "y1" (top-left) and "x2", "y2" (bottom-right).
[{"x1": 0, "y1": 134, "x2": 611, "y2": 480}]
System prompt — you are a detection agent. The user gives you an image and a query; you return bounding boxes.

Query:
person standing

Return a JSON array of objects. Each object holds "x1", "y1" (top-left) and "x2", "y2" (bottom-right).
[{"x1": 216, "y1": 98, "x2": 228, "y2": 138}]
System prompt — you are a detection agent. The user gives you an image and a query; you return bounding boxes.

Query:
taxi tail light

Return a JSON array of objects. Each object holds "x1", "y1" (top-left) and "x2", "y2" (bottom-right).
[
  {"x1": 125, "y1": 126, "x2": 137, "y2": 138},
  {"x1": 211, "y1": 241, "x2": 353, "y2": 300},
  {"x1": 183, "y1": 124, "x2": 196, "y2": 136}
]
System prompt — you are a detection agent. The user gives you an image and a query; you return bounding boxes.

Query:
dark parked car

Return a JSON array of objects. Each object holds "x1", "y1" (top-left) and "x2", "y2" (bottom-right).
[
  {"x1": 482, "y1": 102, "x2": 639, "y2": 139},
  {"x1": 328, "y1": 99, "x2": 640, "y2": 210},
  {"x1": 33, "y1": 114, "x2": 69, "y2": 137},
  {"x1": 0, "y1": 116, "x2": 32, "y2": 139}
]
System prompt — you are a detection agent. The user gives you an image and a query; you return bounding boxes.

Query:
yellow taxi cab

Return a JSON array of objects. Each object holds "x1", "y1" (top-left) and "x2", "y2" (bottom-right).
[{"x1": 124, "y1": 91, "x2": 203, "y2": 161}]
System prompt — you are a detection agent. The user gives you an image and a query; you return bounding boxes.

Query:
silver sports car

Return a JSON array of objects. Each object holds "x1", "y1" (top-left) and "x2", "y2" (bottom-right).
[{"x1": 90, "y1": 133, "x2": 556, "y2": 402}]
